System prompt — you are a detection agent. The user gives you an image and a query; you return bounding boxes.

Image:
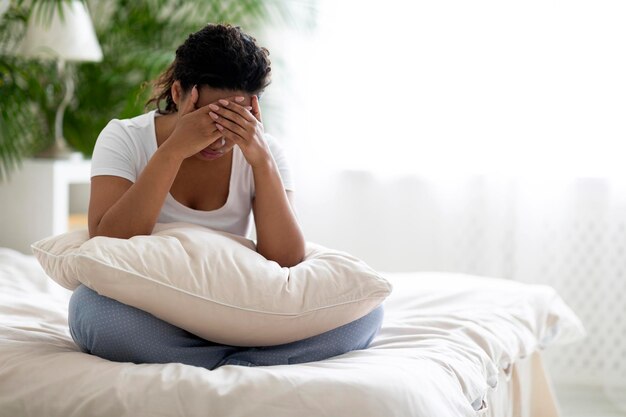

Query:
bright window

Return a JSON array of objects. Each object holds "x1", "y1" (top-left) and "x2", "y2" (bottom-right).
[{"x1": 284, "y1": 0, "x2": 626, "y2": 178}]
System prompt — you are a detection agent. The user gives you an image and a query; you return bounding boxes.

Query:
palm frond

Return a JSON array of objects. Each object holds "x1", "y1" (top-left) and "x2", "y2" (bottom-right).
[
  {"x1": 0, "y1": 0, "x2": 75, "y2": 180},
  {"x1": 0, "y1": 56, "x2": 51, "y2": 180},
  {"x1": 0, "y1": 0, "x2": 317, "y2": 179}
]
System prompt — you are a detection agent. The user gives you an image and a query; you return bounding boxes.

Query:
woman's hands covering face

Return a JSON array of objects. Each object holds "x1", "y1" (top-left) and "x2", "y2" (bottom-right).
[
  {"x1": 163, "y1": 86, "x2": 225, "y2": 161},
  {"x1": 163, "y1": 88, "x2": 271, "y2": 168},
  {"x1": 208, "y1": 95, "x2": 272, "y2": 169}
]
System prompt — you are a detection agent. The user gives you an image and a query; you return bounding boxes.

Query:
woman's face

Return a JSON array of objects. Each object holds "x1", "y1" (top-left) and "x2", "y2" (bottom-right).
[{"x1": 177, "y1": 83, "x2": 253, "y2": 162}]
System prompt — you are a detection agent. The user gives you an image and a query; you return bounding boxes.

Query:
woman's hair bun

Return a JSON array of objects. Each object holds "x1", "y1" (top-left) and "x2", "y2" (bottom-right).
[{"x1": 147, "y1": 23, "x2": 271, "y2": 113}]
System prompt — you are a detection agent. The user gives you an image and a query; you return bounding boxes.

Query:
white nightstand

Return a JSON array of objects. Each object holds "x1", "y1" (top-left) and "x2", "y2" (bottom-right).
[{"x1": 0, "y1": 158, "x2": 91, "y2": 254}]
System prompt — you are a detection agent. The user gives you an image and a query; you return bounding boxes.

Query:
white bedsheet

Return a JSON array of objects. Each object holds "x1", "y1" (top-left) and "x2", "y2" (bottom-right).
[{"x1": 0, "y1": 248, "x2": 584, "y2": 417}]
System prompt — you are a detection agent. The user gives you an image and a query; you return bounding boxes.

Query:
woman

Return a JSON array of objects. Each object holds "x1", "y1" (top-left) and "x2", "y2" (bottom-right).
[{"x1": 68, "y1": 23, "x2": 383, "y2": 370}]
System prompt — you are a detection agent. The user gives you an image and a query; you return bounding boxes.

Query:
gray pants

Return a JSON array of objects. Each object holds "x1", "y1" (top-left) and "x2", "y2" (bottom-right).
[{"x1": 68, "y1": 284, "x2": 384, "y2": 370}]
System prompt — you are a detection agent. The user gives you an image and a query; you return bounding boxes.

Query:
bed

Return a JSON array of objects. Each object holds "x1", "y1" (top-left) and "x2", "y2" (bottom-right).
[{"x1": 0, "y1": 247, "x2": 584, "y2": 417}]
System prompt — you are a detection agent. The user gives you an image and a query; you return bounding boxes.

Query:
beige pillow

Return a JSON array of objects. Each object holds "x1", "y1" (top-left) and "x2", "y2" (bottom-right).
[{"x1": 31, "y1": 222, "x2": 392, "y2": 346}]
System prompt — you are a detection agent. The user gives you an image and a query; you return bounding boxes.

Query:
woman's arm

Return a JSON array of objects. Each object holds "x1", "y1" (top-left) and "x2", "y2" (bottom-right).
[
  {"x1": 89, "y1": 149, "x2": 183, "y2": 239},
  {"x1": 211, "y1": 95, "x2": 305, "y2": 267},
  {"x1": 252, "y1": 163, "x2": 305, "y2": 267},
  {"x1": 90, "y1": 86, "x2": 223, "y2": 239}
]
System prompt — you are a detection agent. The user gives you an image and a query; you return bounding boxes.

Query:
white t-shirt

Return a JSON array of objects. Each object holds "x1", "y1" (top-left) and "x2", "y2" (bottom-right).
[{"x1": 91, "y1": 110, "x2": 294, "y2": 238}]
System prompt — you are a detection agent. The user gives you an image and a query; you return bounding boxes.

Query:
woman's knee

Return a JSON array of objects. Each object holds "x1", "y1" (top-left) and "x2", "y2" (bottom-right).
[
  {"x1": 68, "y1": 284, "x2": 210, "y2": 364},
  {"x1": 68, "y1": 284, "x2": 153, "y2": 359},
  {"x1": 295, "y1": 304, "x2": 385, "y2": 358},
  {"x1": 337, "y1": 304, "x2": 384, "y2": 350},
  {"x1": 68, "y1": 285, "x2": 96, "y2": 352},
  {"x1": 362, "y1": 304, "x2": 385, "y2": 346}
]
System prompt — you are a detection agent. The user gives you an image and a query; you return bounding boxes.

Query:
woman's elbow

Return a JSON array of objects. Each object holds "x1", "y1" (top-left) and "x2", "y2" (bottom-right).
[
  {"x1": 88, "y1": 222, "x2": 148, "y2": 240},
  {"x1": 89, "y1": 227, "x2": 127, "y2": 239},
  {"x1": 262, "y1": 243, "x2": 306, "y2": 268},
  {"x1": 276, "y1": 254, "x2": 305, "y2": 268}
]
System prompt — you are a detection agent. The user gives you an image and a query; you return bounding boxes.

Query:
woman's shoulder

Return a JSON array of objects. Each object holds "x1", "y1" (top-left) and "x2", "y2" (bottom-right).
[
  {"x1": 102, "y1": 110, "x2": 156, "y2": 135},
  {"x1": 96, "y1": 111, "x2": 157, "y2": 151},
  {"x1": 92, "y1": 111, "x2": 157, "y2": 180},
  {"x1": 93, "y1": 111, "x2": 158, "y2": 166},
  {"x1": 263, "y1": 133, "x2": 290, "y2": 160},
  {"x1": 263, "y1": 133, "x2": 287, "y2": 156},
  {"x1": 261, "y1": 133, "x2": 295, "y2": 191}
]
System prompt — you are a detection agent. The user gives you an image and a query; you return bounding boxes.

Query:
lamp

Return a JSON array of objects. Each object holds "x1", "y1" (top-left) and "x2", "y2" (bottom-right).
[{"x1": 18, "y1": 0, "x2": 102, "y2": 159}]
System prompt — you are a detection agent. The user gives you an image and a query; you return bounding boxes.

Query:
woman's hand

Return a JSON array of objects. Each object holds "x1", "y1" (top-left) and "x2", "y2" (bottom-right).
[
  {"x1": 209, "y1": 95, "x2": 273, "y2": 169},
  {"x1": 160, "y1": 86, "x2": 224, "y2": 161}
]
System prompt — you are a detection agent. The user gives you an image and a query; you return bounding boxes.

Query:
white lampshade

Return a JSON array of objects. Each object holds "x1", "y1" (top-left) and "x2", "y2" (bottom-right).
[{"x1": 19, "y1": 0, "x2": 102, "y2": 62}]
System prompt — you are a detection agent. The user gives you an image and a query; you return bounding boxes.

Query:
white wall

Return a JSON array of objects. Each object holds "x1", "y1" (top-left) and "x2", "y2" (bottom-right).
[
  {"x1": 266, "y1": 1, "x2": 626, "y2": 390},
  {"x1": 290, "y1": 166, "x2": 626, "y2": 389}
]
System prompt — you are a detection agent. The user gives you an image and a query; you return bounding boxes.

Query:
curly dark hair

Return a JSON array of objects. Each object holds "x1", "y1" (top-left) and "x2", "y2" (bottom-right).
[{"x1": 146, "y1": 23, "x2": 271, "y2": 113}]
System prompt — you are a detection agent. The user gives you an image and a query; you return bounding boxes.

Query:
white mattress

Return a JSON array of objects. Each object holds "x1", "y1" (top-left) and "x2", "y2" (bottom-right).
[{"x1": 0, "y1": 248, "x2": 585, "y2": 417}]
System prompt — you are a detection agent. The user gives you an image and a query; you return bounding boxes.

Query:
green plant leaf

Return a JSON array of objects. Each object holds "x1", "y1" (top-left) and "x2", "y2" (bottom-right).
[{"x1": 0, "y1": 0, "x2": 317, "y2": 180}]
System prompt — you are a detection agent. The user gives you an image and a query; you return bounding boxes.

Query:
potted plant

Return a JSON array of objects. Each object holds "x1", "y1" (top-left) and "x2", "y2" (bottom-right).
[{"x1": 0, "y1": 0, "x2": 314, "y2": 180}]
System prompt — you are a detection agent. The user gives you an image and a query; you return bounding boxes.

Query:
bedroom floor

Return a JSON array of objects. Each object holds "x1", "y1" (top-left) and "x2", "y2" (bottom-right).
[{"x1": 555, "y1": 384, "x2": 626, "y2": 417}]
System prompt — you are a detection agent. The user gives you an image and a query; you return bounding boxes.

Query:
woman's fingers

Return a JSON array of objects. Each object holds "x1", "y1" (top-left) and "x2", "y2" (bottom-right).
[
  {"x1": 251, "y1": 95, "x2": 262, "y2": 122},
  {"x1": 215, "y1": 99, "x2": 257, "y2": 124},
  {"x1": 210, "y1": 109, "x2": 249, "y2": 138},
  {"x1": 216, "y1": 123, "x2": 246, "y2": 145}
]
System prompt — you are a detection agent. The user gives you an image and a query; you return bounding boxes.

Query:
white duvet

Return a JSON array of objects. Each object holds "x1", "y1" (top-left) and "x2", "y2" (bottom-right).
[{"x1": 0, "y1": 248, "x2": 584, "y2": 417}]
